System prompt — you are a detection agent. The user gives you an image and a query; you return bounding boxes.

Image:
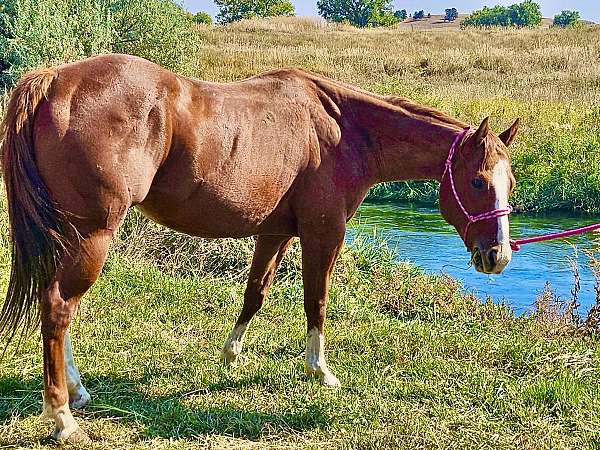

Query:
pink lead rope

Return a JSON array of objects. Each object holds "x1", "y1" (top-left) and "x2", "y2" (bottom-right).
[
  {"x1": 443, "y1": 128, "x2": 600, "y2": 252},
  {"x1": 442, "y1": 128, "x2": 513, "y2": 246},
  {"x1": 509, "y1": 223, "x2": 600, "y2": 251}
]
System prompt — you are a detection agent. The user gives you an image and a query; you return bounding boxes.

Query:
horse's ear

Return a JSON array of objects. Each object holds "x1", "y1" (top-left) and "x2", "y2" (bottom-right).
[
  {"x1": 473, "y1": 117, "x2": 490, "y2": 145},
  {"x1": 499, "y1": 118, "x2": 520, "y2": 147}
]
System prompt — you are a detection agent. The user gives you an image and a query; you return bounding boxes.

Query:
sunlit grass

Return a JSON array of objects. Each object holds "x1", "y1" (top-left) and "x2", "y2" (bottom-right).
[{"x1": 1, "y1": 242, "x2": 599, "y2": 448}]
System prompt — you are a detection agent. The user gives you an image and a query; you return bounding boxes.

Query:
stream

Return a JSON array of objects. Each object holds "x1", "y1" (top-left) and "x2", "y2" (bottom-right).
[{"x1": 348, "y1": 202, "x2": 600, "y2": 313}]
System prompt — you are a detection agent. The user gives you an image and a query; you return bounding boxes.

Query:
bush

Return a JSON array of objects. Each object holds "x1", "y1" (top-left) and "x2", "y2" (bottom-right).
[
  {"x1": 0, "y1": 0, "x2": 200, "y2": 89},
  {"x1": 374, "y1": 12, "x2": 400, "y2": 27},
  {"x1": 553, "y1": 10, "x2": 580, "y2": 28},
  {"x1": 413, "y1": 10, "x2": 424, "y2": 19},
  {"x1": 193, "y1": 11, "x2": 212, "y2": 25},
  {"x1": 394, "y1": 9, "x2": 407, "y2": 21},
  {"x1": 507, "y1": 0, "x2": 541, "y2": 27},
  {"x1": 111, "y1": 0, "x2": 200, "y2": 76},
  {"x1": 462, "y1": 1, "x2": 541, "y2": 28},
  {"x1": 462, "y1": 5, "x2": 510, "y2": 27},
  {"x1": 0, "y1": 0, "x2": 112, "y2": 87}
]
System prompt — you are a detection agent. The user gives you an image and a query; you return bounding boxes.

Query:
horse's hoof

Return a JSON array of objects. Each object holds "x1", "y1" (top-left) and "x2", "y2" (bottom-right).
[
  {"x1": 69, "y1": 388, "x2": 91, "y2": 410},
  {"x1": 51, "y1": 425, "x2": 91, "y2": 445},
  {"x1": 306, "y1": 367, "x2": 342, "y2": 388},
  {"x1": 321, "y1": 371, "x2": 341, "y2": 388},
  {"x1": 222, "y1": 347, "x2": 239, "y2": 367}
]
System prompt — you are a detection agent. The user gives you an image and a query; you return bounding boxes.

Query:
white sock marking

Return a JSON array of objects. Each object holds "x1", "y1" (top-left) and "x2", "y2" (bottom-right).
[
  {"x1": 64, "y1": 331, "x2": 91, "y2": 409},
  {"x1": 223, "y1": 323, "x2": 248, "y2": 365},
  {"x1": 305, "y1": 328, "x2": 340, "y2": 387},
  {"x1": 42, "y1": 395, "x2": 82, "y2": 441}
]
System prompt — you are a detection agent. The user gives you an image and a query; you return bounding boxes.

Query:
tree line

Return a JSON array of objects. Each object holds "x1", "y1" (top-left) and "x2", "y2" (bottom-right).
[{"x1": 198, "y1": 0, "x2": 582, "y2": 29}]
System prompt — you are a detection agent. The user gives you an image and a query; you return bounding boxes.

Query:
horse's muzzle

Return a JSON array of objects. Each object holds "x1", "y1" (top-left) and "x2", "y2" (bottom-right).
[{"x1": 473, "y1": 243, "x2": 512, "y2": 274}]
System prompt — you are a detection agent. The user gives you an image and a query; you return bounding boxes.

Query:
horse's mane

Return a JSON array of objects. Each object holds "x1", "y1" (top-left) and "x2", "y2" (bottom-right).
[
  {"x1": 382, "y1": 96, "x2": 468, "y2": 129},
  {"x1": 256, "y1": 68, "x2": 507, "y2": 170}
]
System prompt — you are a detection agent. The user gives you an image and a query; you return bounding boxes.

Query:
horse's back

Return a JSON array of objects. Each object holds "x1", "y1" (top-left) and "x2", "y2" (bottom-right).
[{"x1": 32, "y1": 55, "x2": 326, "y2": 237}]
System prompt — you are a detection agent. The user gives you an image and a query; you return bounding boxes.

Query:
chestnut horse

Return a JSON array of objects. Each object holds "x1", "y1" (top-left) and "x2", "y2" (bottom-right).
[{"x1": 0, "y1": 54, "x2": 518, "y2": 443}]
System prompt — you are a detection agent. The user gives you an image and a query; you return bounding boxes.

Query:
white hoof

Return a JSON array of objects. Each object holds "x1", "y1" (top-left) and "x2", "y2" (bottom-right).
[
  {"x1": 222, "y1": 345, "x2": 241, "y2": 366},
  {"x1": 222, "y1": 323, "x2": 248, "y2": 367},
  {"x1": 51, "y1": 425, "x2": 91, "y2": 444},
  {"x1": 43, "y1": 398, "x2": 89, "y2": 445},
  {"x1": 321, "y1": 371, "x2": 341, "y2": 388},
  {"x1": 305, "y1": 328, "x2": 340, "y2": 388},
  {"x1": 69, "y1": 386, "x2": 91, "y2": 410},
  {"x1": 307, "y1": 367, "x2": 341, "y2": 388}
]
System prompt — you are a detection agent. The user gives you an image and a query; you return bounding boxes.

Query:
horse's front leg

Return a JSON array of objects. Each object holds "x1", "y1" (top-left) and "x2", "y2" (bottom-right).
[
  {"x1": 299, "y1": 220, "x2": 345, "y2": 388},
  {"x1": 223, "y1": 234, "x2": 294, "y2": 365}
]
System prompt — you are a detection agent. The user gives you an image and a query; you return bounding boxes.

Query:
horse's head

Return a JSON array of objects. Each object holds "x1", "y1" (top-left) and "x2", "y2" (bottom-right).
[{"x1": 439, "y1": 117, "x2": 519, "y2": 274}]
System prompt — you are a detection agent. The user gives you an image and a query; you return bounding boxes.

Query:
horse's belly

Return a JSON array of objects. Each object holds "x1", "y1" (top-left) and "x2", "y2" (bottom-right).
[{"x1": 137, "y1": 181, "x2": 295, "y2": 238}]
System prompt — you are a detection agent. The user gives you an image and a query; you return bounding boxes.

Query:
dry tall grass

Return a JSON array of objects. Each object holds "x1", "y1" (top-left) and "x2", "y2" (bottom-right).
[{"x1": 197, "y1": 19, "x2": 600, "y2": 104}]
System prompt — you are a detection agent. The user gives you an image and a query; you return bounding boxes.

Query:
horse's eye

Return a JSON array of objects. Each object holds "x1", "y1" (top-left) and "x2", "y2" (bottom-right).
[{"x1": 471, "y1": 178, "x2": 485, "y2": 190}]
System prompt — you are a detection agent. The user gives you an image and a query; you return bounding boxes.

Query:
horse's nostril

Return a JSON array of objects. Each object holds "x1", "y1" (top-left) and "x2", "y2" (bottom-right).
[{"x1": 488, "y1": 249, "x2": 498, "y2": 265}]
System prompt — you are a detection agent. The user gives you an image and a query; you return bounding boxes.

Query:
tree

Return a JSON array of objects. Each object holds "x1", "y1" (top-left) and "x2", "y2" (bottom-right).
[
  {"x1": 193, "y1": 11, "x2": 212, "y2": 25},
  {"x1": 462, "y1": 5, "x2": 510, "y2": 26},
  {"x1": 215, "y1": 0, "x2": 295, "y2": 24},
  {"x1": 413, "y1": 10, "x2": 424, "y2": 19},
  {"x1": 444, "y1": 7, "x2": 458, "y2": 21},
  {"x1": 508, "y1": 0, "x2": 541, "y2": 27},
  {"x1": 462, "y1": 1, "x2": 541, "y2": 28},
  {"x1": 553, "y1": 10, "x2": 580, "y2": 27},
  {"x1": 317, "y1": 0, "x2": 398, "y2": 28},
  {"x1": 394, "y1": 9, "x2": 407, "y2": 21}
]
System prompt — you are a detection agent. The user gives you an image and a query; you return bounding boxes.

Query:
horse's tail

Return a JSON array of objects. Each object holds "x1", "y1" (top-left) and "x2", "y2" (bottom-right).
[{"x1": 1, "y1": 67, "x2": 72, "y2": 345}]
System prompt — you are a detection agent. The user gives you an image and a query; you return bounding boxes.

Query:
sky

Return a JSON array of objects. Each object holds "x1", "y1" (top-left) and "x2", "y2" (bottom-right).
[{"x1": 190, "y1": 0, "x2": 600, "y2": 22}]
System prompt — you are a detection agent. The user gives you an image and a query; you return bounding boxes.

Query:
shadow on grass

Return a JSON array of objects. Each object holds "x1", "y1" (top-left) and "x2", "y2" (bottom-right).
[{"x1": 0, "y1": 373, "x2": 329, "y2": 446}]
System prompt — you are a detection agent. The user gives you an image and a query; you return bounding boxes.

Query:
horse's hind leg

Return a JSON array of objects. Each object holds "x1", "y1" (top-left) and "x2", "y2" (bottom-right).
[
  {"x1": 64, "y1": 329, "x2": 91, "y2": 410},
  {"x1": 222, "y1": 235, "x2": 293, "y2": 365},
  {"x1": 41, "y1": 229, "x2": 115, "y2": 443}
]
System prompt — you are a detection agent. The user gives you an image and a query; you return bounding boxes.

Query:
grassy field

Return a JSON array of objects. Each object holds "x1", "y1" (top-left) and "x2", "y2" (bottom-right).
[
  {"x1": 196, "y1": 19, "x2": 600, "y2": 212},
  {"x1": 2, "y1": 18, "x2": 600, "y2": 450},
  {"x1": 1, "y1": 208, "x2": 600, "y2": 449}
]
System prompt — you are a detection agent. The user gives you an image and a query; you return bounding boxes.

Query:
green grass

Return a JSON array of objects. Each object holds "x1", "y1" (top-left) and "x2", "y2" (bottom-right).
[{"x1": 1, "y1": 224, "x2": 600, "y2": 448}]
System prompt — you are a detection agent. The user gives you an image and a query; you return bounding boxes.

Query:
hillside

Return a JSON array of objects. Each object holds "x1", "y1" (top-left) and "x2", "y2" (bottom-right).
[{"x1": 395, "y1": 14, "x2": 555, "y2": 30}]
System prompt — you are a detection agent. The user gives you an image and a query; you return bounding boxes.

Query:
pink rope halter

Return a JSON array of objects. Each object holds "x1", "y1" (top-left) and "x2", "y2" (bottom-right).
[
  {"x1": 442, "y1": 128, "x2": 513, "y2": 245},
  {"x1": 442, "y1": 128, "x2": 600, "y2": 251}
]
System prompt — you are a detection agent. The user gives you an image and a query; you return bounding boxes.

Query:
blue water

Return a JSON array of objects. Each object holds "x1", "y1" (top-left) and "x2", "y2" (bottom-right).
[{"x1": 348, "y1": 202, "x2": 600, "y2": 313}]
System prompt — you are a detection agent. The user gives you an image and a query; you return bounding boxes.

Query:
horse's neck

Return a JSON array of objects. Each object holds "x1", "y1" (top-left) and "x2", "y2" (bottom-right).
[{"x1": 336, "y1": 93, "x2": 464, "y2": 184}]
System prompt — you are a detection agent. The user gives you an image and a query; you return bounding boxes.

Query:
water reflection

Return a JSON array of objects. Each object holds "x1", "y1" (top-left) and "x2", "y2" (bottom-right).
[{"x1": 347, "y1": 202, "x2": 600, "y2": 313}]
